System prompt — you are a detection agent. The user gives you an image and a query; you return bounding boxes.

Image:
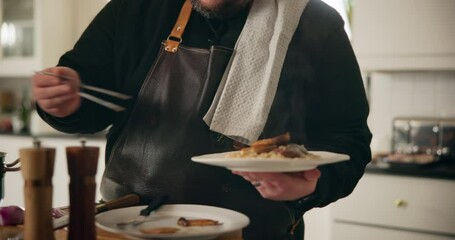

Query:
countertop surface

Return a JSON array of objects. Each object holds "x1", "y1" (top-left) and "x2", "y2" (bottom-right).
[
  {"x1": 3, "y1": 131, "x2": 454, "y2": 181},
  {"x1": 366, "y1": 160, "x2": 455, "y2": 181},
  {"x1": 0, "y1": 131, "x2": 107, "y2": 140}
]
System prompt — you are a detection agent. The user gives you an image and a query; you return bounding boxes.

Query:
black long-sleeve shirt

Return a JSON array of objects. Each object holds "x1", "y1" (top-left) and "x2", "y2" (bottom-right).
[{"x1": 39, "y1": 0, "x2": 372, "y2": 221}]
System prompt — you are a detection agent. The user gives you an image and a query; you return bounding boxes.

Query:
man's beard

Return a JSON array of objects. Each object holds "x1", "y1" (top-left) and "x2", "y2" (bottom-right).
[{"x1": 191, "y1": 0, "x2": 252, "y2": 19}]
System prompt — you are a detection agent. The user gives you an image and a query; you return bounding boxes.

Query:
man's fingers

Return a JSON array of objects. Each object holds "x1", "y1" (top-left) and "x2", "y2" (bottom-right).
[
  {"x1": 33, "y1": 73, "x2": 62, "y2": 87},
  {"x1": 34, "y1": 84, "x2": 74, "y2": 100},
  {"x1": 303, "y1": 168, "x2": 321, "y2": 181},
  {"x1": 32, "y1": 67, "x2": 82, "y2": 118},
  {"x1": 38, "y1": 94, "x2": 77, "y2": 110}
]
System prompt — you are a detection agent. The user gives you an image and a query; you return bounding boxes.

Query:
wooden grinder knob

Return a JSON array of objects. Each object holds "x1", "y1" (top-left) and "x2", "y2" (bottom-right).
[
  {"x1": 20, "y1": 146, "x2": 56, "y2": 240},
  {"x1": 66, "y1": 141, "x2": 99, "y2": 240}
]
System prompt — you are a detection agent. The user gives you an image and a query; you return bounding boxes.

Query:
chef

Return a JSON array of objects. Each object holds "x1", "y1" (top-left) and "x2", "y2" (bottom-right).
[{"x1": 32, "y1": 0, "x2": 372, "y2": 239}]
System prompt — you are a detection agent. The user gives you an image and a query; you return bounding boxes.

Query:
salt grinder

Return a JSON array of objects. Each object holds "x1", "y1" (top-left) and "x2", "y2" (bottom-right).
[
  {"x1": 19, "y1": 140, "x2": 56, "y2": 240},
  {"x1": 66, "y1": 140, "x2": 99, "y2": 240}
]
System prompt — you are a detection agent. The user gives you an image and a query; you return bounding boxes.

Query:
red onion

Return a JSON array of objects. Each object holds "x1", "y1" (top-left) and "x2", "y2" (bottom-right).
[{"x1": 0, "y1": 205, "x2": 24, "y2": 226}]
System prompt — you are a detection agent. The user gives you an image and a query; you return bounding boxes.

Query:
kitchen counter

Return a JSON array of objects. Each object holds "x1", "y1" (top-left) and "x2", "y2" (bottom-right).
[
  {"x1": 0, "y1": 226, "x2": 242, "y2": 240},
  {"x1": 365, "y1": 160, "x2": 455, "y2": 181},
  {"x1": 0, "y1": 131, "x2": 107, "y2": 140}
]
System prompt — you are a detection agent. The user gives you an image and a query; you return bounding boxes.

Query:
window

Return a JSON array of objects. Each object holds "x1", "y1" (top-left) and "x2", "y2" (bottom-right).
[{"x1": 322, "y1": 0, "x2": 352, "y2": 38}]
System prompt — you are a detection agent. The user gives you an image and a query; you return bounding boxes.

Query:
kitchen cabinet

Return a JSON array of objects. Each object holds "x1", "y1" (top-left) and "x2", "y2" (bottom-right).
[
  {"x1": 304, "y1": 206, "x2": 331, "y2": 240},
  {"x1": 0, "y1": 0, "x2": 108, "y2": 77},
  {"x1": 351, "y1": 0, "x2": 455, "y2": 71},
  {"x1": 331, "y1": 174, "x2": 455, "y2": 239},
  {"x1": 333, "y1": 222, "x2": 455, "y2": 240},
  {"x1": 0, "y1": 0, "x2": 74, "y2": 77},
  {"x1": 0, "y1": 134, "x2": 106, "y2": 207}
]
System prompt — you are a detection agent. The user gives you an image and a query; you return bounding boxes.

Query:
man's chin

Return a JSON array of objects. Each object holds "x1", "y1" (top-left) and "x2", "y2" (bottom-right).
[{"x1": 190, "y1": 0, "x2": 251, "y2": 19}]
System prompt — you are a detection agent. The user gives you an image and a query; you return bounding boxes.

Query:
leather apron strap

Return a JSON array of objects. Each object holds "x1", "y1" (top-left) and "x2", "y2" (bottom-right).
[{"x1": 164, "y1": 0, "x2": 192, "y2": 53}]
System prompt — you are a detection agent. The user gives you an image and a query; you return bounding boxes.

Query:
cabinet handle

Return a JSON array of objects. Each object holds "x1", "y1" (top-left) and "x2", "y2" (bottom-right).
[{"x1": 394, "y1": 199, "x2": 407, "y2": 207}]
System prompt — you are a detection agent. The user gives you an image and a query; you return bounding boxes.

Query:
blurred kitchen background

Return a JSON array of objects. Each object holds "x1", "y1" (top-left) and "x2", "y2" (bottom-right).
[{"x1": 0, "y1": 0, "x2": 454, "y2": 240}]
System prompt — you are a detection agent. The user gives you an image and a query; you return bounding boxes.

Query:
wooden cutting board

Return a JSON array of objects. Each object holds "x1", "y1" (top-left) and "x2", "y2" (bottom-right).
[{"x1": 0, "y1": 226, "x2": 22, "y2": 240}]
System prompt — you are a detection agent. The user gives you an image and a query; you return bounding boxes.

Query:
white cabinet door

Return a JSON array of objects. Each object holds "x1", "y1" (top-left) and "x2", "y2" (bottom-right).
[
  {"x1": 304, "y1": 207, "x2": 331, "y2": 240},
  {"x1": 351, "y1": 0, "x2": 455, "y2": 71},
  {"x1": 331, "y1": 174, "x2": 455, "y2": 236},
  {"x1": 0, "y1": 0, "x2": 74, "y2": 77},
  {"x1": 333, "y1": 222, "x2": 455, "y2": 240},
  {"x1": 303, "y1": 173, "x2": 455, "y2": 240},
  {"x1": 0, "y1": 0, "x2": 109, "y2": 77}
]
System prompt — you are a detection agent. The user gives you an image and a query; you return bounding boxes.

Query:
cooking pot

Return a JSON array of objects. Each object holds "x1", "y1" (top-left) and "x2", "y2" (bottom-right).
[{"x1": 0, "y1": 152, "x2": 20, "y2": 206}]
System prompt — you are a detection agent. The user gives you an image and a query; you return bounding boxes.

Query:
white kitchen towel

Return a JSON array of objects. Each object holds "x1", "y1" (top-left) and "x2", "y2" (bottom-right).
[{"x1": 203, "y1": 0, "x2": 309, "y2": 144}]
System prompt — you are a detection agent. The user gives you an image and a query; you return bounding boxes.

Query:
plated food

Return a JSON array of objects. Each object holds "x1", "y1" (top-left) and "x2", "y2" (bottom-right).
[
  {"x1": 191, "y1": 133, "x2": 350, "y2": 172},
  {"x1": 177, "y1": 217, "x2": 221, "y2": 227},
  {"x1": 95, "y1": 204, "x2": 250, "y2": 239},
  {"x1": 228, "y1": 132, "x2": 320, "y2": 160},
  {"x1": 139, "y1": 217, "x2": 221, "y2": 235}
]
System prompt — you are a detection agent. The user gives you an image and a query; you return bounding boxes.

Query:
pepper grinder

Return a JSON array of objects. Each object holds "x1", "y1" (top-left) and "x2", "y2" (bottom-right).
[
  {"x1": 20, "y1": 140, "x2": 56, "y2": 240},
  {"x1": 66, "y1": 140, "x2": 99, "y2": 240}
]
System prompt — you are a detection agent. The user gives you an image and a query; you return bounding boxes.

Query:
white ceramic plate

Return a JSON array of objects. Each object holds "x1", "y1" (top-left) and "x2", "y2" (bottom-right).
[
  {"x1": 95, "y1": 204, "x2": 250, "y2": 240},
  {"x1": 191, "y1": 151, "x2": 350, "y2": 172}
]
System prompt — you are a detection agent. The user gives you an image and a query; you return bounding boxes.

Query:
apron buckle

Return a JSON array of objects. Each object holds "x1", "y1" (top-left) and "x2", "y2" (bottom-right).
[{"x1": 164, "y1": 36, "x2": 182, "y2": 53}]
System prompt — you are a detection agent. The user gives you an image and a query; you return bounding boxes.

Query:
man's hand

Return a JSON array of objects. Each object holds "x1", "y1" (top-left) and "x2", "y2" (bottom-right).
[
  {"x1": 32, "y1": 67, "x2": 81, "y2": 118},
  {"x1": 232, "y1": 168, "x2": 321, "y2": 201}
]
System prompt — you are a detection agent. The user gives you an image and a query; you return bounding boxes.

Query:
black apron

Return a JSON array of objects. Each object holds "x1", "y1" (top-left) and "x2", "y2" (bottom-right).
[{"x1": 100, "y1": 1, "x2": 301, "y2": 239}]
